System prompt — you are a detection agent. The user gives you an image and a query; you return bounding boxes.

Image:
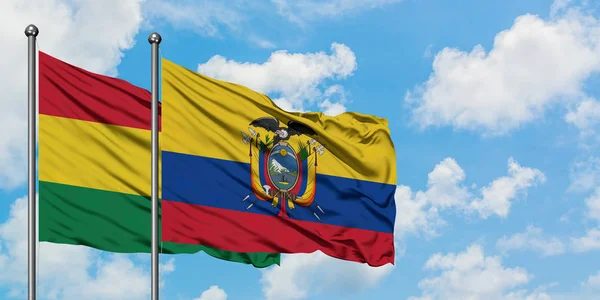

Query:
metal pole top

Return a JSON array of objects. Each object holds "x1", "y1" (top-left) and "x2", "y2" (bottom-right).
[
  {"x1": 24, "y1": 24, "x2": 39, "y2": 37},
  {"x1": 148, "y1": 32, "x2": 162, "y2": 44}
]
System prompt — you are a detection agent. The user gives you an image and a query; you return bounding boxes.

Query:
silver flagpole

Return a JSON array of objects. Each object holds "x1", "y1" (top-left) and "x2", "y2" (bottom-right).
[
  {"x1": 148, "y1": 32, "x2": 162, "y2": 300},
  {"x1": 25, "y1": 24, "x2": 39, "y2": 300}
]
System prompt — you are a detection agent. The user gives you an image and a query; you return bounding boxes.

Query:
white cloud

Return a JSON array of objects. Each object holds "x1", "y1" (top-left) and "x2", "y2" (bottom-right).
[
  {"x1": 550, "y1": 0, "x2": 574, "y2": 17},
  {"x1": 142, "y1": 0, "x2": 277, "y2": 49},
  {"x1": 409, "y1": 244, "x2": 548, "y2": 300},
  {"x1": 197, "y1": 42, "x2": 357, "y2": 113},
  {"x1": 159, "y1": 257, "x2": 176, "y2": 288},
  {"x1": 160, "y1": 257, "x2": 175, "y2": 273},
  {"x1": 406, "y1": 3, "x2": 600, "y2": 135},
  {"x1": 0, "y1": 0, "x2": 145, "y2": 189},
  {"x1": 424, "y1": 44, "x2": 434, "y2": 58},
  {"x1": 248, "y1": 36, "x2": 277, "y2": 49},
  {"x1": 394, "y1": 158, "x2": 467, "y2": 238},
  {"x1": 318, "y1": 99, "x2": 347, "y2": 116},
  {"x1": 504, "y1": 289, "x2": 553, "y2": 300},
  {"x1": 316, "y1": 85, "x2": 348, "y2": 116},
  {"x1": 194, "y1": 285, "x2": 228, "y2": 300},
  {"x1": 569, "y1": 156, "x2": 600, "y2": 192},
  {"x1": 469, "y1": 158, "x2": 546, "y2": 219},
  {"x1": 571, "y1": 228, "x2": 600, "y2": 252},
  {"x1": 395, "y1": 157, "x2": 545, "y2": 238},
  {"x1": 545, "y1": 275, "x2": 600, "y2": 299},
  {"x1": 260, "y1": 251, "x2": 394, "y2": 300},
  {"x1": 496, "y1": 226, "x2": 566, "y2": 257},
  {"x1": 0, "y1": 196, "x2": 175, "y2": 299},
  {"x1": 143, "y1": 0, "x2": 400, "y2": 48},
  {"x1": 394, "y1": 184, "x2": 445, "y2": 238},
  {"x1": 422, "y1": 157, "x2": 471, "y2": 209},
  {"x1": 272, "y1": 0, "x2": 401, "y2": 25},
  {"x1": 582, "y1": 270, "x2": 600, "y2": 290},
  {"x1": 567, "y1": 165, "x2": 600, "y2": 255},
  {"x1": 143, "y1": 0, "x2": 243, "y2": 37},
  {"x1": 585, "y1": 188, "x2": 600, "y2": 222},
  {"x1": 565, "y1": 98, "x2": 600, "y2": 137}
]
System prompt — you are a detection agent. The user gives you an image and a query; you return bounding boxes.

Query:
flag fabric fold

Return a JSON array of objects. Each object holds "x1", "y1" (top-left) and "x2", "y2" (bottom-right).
[
  {"x1": 38, "y1": 51, "x2": 280, "y2": 268},
  {"x1": 160, "y1": 58, "x2": 397, "y2": 267}
]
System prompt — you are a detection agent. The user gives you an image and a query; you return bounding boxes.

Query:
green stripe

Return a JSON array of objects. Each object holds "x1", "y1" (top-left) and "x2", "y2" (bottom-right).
[{"x1": 39, "y1": 181, "x2": 280, "y2": 268}]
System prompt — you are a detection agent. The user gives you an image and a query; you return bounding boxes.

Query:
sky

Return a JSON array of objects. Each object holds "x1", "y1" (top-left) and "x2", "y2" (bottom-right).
[{"x1": 1, "y1": 0, "x2": 600, "y2": 299}]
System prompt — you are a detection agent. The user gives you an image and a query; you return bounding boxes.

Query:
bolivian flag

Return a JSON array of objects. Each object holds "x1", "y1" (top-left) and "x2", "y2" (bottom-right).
[{"x1": 38, "y1": 51, "x2": 279, "y2": 268}]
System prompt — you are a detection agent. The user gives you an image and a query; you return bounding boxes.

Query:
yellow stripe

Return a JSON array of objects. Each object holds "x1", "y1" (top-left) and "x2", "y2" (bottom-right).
[
  {"x1": 39, "y1": 115, "x2": 160, "y2": 196},
  {"x1": 161, "y1": 58, "x2": 396, "y2": 185}
]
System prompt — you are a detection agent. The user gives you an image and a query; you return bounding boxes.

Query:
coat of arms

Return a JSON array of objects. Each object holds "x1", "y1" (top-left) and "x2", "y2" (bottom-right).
[{"x1": 240, "y1": 117, "x2": 326, "y2": 220}]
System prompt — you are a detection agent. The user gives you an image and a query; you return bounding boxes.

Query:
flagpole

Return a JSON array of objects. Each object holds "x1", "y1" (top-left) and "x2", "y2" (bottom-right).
[
  {"x1": 25, "y1": 24, "x2": 39, "y2": 300},
  {"x1": 148, "y1": 32, "x2": 162, "y2": 300}
]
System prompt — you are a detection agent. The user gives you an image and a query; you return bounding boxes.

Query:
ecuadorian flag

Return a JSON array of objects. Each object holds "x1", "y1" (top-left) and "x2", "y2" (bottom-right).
[{"x1": 161, "y1": 58, "x2": 397, "y2": 266}]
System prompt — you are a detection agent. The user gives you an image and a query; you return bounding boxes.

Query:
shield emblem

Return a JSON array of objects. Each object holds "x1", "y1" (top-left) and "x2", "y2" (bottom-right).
[{"x1": 267, "y1": 142, "x2": 299, "y2": 192}]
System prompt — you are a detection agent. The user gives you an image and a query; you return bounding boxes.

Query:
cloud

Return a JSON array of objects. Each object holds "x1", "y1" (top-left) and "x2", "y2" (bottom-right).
[
  {"x1": 159, "y1": 257, "x2": 176, "y2": 288},
  {"x1": 395, "y1": 157, "x2": 545, "y2": 238},
  {"x1": 260, "y1": 251, "x2": 394, "y2": 300},
  {"x1": 143, "y1": 0, "x2": 400, "y2": 47},
  {"x1": 143, "y1": 0, "x2": 244, "y2": 37},
  {"x1": 314, "y1": 84, "x2": 349, "y2": 115},
  {"x1": 569, "y1": 157, "x2": 600, "y2": 192},
  {"x1": 540, "y1": 271, "x2": 600, "y2": 299},
  {"x1": 318, "y1": 99, "x2": 347, "y2": 116},
  {"x1": 581, "y1": 270, "x2": 600, "y2": 290},
  {"x1": 569, "y1": 185, "x2": 600, "y2": 253},
  {"x1": 247, "y1": 36, "x2": 278, "y2": 49},
  {"x1": 394, "y1": 184, "x2": 445, "y2": 238},
  {"x1": 272, "y1": 0, "x2": 402, "y2": 25},
  {"x1": 585, "y1": 188, "x2": 600, "y2": 222},
  {"x1": 571, "y1": 228, "x2": 600, "y2": 253},
  {"x1": 0, "y1": 0, "x2": 145, "y2": 189},
  {"x1": 393, "y1": 157, "x2": 468, "y2": 238},
  {"x1": 423, "y1": 44, "x2": 434, "y2": 58},
  {"x1": 504, "y1": 291, "x2": 554, "y2": 300},
  {"x1": 406, "y1": 3, "x2": 600, "y2": 135},
  {"x1": 565, "y1": 98, "x2": 600, "y2": 137},
  {"x1": 144, "y1": 0, "x2": 277, "y2": 49},
  {"x1": 550, "y1": 0, "x2": 575, "y2": 17},
  {"x1": 194, "y1": 285, "x2": 228, "y2": 300},
  {"x1": 469, "y1": 158, "x2": 546, "y2": 219},
  {"x1": 197, "y1": 42, "x2": 357, "y2": 114},
  {"x1": 568, "y1": 171, "x2": 600, "y2": 254},
  {"x1": 557, "y1": 185, "x2": 600, "y2": 254},
  {"x1": 496, "y1": 226, "x2": 566, "y2": 257},
  {"x1": 0, "y1": 196, "x2": 175, "y2": 299},
  {"x1": 496, "y1": 188, "x2": 600, "y2": 255},
  {"x1": 408, "y1": 244, "x2": 550, "y2": 300}
]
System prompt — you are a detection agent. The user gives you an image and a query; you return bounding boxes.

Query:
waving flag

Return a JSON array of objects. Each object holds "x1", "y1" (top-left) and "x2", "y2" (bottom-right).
[
  {"x1": 38, "y1": 51, "x2": 279, "y2": 268},
  {"x1": 161, "y1": 58, "x2": 397, "y2": 266}
]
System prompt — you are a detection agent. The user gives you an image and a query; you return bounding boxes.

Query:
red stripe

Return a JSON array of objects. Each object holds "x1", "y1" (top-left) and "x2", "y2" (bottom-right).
[
  {"x1": 162, "y1": 200, "x2": 395, "y2": 267},
  {"x1": 39, "y1": 51, "x2": 161, "y2": 131}
]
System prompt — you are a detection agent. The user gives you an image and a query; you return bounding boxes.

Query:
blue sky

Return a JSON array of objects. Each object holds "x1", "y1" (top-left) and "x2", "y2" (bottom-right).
[{"x1": 1, "y1": 0, "x2": 600, "y2": 299}]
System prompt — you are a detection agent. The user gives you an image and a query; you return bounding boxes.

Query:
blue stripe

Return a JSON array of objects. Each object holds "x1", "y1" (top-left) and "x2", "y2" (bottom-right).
[{"x1": 162, "y1": 151, "x2": 396, "y2": 233}]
